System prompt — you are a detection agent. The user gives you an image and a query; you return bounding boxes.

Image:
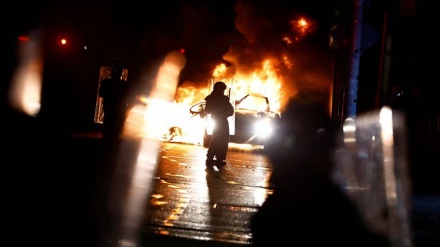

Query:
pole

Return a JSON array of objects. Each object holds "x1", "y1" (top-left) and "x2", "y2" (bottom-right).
[{"x1": 346, "y1": 0, "x2": 364, "y2": 118}]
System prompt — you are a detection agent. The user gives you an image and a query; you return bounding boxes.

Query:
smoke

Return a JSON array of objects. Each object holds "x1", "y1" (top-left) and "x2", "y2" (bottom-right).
[{"x1": 177, "y1": 0, "x2": 333, "y2": 110}]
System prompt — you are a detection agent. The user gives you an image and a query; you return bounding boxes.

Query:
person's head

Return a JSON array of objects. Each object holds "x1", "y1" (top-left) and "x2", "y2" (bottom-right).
[
  {"x1": 111, "y1": 64, "x2": 124, "y2": 79},
  {"x1": 213, "y1": 81, "x2": 227, "y2": 92}
]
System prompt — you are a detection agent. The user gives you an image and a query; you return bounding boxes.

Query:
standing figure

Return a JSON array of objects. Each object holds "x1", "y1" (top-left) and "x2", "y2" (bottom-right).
[
  {"x1": 204, "y1": 81, "x2": 234, "y2": 168},
  {"x1": 98, "y1": 64, "x2": 130, "y2": 141}
]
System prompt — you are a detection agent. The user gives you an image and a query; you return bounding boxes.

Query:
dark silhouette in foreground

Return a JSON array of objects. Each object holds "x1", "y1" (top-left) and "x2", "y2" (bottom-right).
[
  {"x1": 98, "y1": 64, "x2": 130, "y2": 141},
  {"x1": 204, "y1": 81, "x2": 234, "y2": 168},
  {"x1": 250, "y1": 92, "x2": 389, "y2": 246}
]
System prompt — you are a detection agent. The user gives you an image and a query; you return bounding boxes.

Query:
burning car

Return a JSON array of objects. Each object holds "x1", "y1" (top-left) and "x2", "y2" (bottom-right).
[
  {"x1": 232, "y1": 93, "x2": 281, "y2": 145},
  {"x1": 126, "y1": 94, "x2": 205, "y2": 142},
  {"x1": 190, "y1": 93, "x2": 281, "y2": 147}
]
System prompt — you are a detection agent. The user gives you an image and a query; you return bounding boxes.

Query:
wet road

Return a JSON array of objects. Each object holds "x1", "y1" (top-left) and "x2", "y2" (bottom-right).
[
  {"x1": 6, "y1": 127, "x2": 439, "y2": 247},
  {"x1": 81, "y1": 135, "x2": 271, "y2": 247},
  {"x1": 142, "y1": 142, "x2": 271, "y2": 245},
  {"x1": 80, "y1": 137, "x2": 440, "y2": 247}
]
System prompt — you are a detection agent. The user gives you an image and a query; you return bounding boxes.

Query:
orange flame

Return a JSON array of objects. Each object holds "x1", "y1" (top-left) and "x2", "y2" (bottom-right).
[
  {"x1": 283, "y1": 17, "x2": 316, "y2": 46},
  {"x1": 136, "y1": 55, "x2": 287, "y2": 145},
  {"x1": 291, "y1": 17, "x2": 312, "y2": 34},
  {"x1": 213, "y1": 63, "x2": 227, "y2": 78},
  {"x1": 129, "y1": 15, "x2": 324, "y2": 144}
]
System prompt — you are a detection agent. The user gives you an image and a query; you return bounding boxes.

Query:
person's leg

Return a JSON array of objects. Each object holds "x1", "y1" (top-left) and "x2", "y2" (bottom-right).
[
  {"x1": 205, "y1": 151, "x2": 215, "y2": 167},
  {"x1": 206, "y1": 126, "x2": 224, "y2": 166},
  {"x1": 214, "y1": 121, "x2": 230, "y2": 167},
  {"x1": 214, "y1": 138, "x2": 229, "y2": 167},
  {"x1": 205, "y1": 136, "x2": 215, "y2": 167}
]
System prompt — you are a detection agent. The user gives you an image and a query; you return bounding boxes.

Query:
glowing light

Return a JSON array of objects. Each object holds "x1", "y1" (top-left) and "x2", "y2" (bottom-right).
[
  {"x1": 18, "y1": 36, "x2": 30, "y2": 42},
  {"x1": 379, "y1": 106, "x2": 394, "y2": 145},
  {"x1": 110, "y1": 50, "x2": 186, "y2": 245},
  {"x1": 343, "y1": 118, "x2": 356, "y2": 144},
  {"x1": 287, "y1": 16, "x2": 316, "y2": 43},
  {"x1": 253, "y1": 119, "x2": 273, "y2": 137},
  {"x1": 292, "y1": 17, "x2": 310, "y2": 34},
  {"x1": 206, "y1": 115, "x2": 215, "y2": 135},
  {"x1": 282, "y1": 36, "x2": 292, "y2": 45},
  {"x1": 298, "y1": 18, "x2": 308, "y2": 29},
  {"x1": 9, "y1": 31, "x2": 43, "y2": 116},
  {"x1": 155, "y1": 54, "x2": 287, "y2": 145}
]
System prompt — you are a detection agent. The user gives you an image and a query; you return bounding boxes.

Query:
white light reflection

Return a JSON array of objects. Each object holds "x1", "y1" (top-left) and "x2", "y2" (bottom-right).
[
  {"x1": 251, "y1": 156, "x2": 273, "y2": 206},
  {"x1": 343, "y1": 118, "x2": 356, "y2": 144},
  {"x1": 111, "y1": 51, "x2": 185, "y2": 246},
  {"x1": 379, "y1": 106, "x2": 398, "y2": 201},
  {"x1": 336, "y1": 107, "x2": 412, "y2": 247},
  {"x1": 9, "y1": 31, "x2": 43, "y2": 116},
  {"x1": 191, "y1": 149, "x2": 213, "y2": 229},
  {"x1": 379, "y1": 106, "x2": 394, "y2": 146},
  {"x1": 155, "y1": 149, "x2": 212, "y2": 237}
]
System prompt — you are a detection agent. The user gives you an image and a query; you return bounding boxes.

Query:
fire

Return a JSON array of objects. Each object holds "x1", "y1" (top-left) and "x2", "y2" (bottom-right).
[
  {"x1": 291, "y1": 17, "x2": 313, "y2": 35},
  {"x1": 125, "y1": 56, "x2": 287, "y2": 144},
  {"x1": 282, "y1": 54, "x2": 293, "y2": 70},
  {"x1": 213, "y1": 63, "x2": 227, "y2": 78},
  {"x1": 231, "y1": 59, "x2": 283, "y2": 112},
  {"x1": 296, "y1": 18, "x2": 308, "y2": 32},
  {"x1": 283, "y1": 17, "x2": 316, "y2": 46},
  {"x1": 124, "y1": 93, "x2": 207, "y2": 145},
  {"x1": 282, "y1": 36, "x2": 293, "y2": 45},
  {"x1": 124, "y1": 13, "x2": 325, "y2": 145}
]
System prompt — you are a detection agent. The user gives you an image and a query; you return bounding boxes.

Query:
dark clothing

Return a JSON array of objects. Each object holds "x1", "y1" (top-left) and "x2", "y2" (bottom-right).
[
  {"x1": 204, "y1": 90, "x2": 234, "y2": 164},
  {"x1": 251, "y1": 179, "x2": 388, "y2": 247},
  {"x1": 207, "y1": 117, "x2": 230, "y2": 161},
  {"x1": 251, "y1": 95, "x2": 388, "y2": 246},
  {"x1": 98, "y1": 76, "x2": 129, "y2": 140}
]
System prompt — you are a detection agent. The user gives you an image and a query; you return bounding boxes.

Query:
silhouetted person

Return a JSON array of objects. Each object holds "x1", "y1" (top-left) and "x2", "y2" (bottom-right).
[
  {"x1": 98, "y1": 64, "x2": 129, "y2": 141},
  {"x1": 204, "y1": 81, "x2": 234, "y2": 168},
  {"x1": 250, "y1": 92, "x2": 388, "y2": 246}
]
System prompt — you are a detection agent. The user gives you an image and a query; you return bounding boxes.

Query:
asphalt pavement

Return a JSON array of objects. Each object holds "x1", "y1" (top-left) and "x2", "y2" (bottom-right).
[{"x1": 4, "y1": 114, "x2": 440, "y2": 247}]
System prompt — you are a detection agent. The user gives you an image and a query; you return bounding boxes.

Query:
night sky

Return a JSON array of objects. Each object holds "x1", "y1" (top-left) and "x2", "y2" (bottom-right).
[
  {"x1": 4, "y1": 0, "x2": 337, "y2": 131},
  {"x1": 8, "y1": 0, "x2": 436, "y2": 134},
  {"x1": 6, "y1": 0, "x2": 334, "y2": 83}
]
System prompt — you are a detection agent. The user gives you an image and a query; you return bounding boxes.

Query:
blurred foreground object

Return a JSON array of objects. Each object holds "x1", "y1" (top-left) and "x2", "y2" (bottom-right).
[
  {"x1": 97, "y1": 51, "x2": 185, "y2": 247},
  {"x1": 251, "y1": 94, "x2": 388, "y2": 246},
  {"x1": 9, "y1": 32, "x2": 43, "y2": 117},
  {"x1": 334, "y1": 106, "x2": 413, "y2": 247}
]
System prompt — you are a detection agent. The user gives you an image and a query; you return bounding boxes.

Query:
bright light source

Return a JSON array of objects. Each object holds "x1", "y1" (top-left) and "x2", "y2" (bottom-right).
[
  {"x1": 253, "y1": 119, "x2": 272, "y2": 137},
  {"x1": 9, "y1": 32, "x2": 43, "y2": 117},
  {"x1": 18, "y1": 36, "x2": 30, "y2": 42},
  {"x1": 60, "y1": 38, "x2": 67, "y2": 45},
  {"x1": 206, "y1": 115, "x2": 215, "y2": 135}
]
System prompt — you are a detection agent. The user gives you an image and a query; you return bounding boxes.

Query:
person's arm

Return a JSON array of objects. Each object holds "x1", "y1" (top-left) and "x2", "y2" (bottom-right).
[{"x1": 204, "y1": 97, "x2": 212, "y2": 114}]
